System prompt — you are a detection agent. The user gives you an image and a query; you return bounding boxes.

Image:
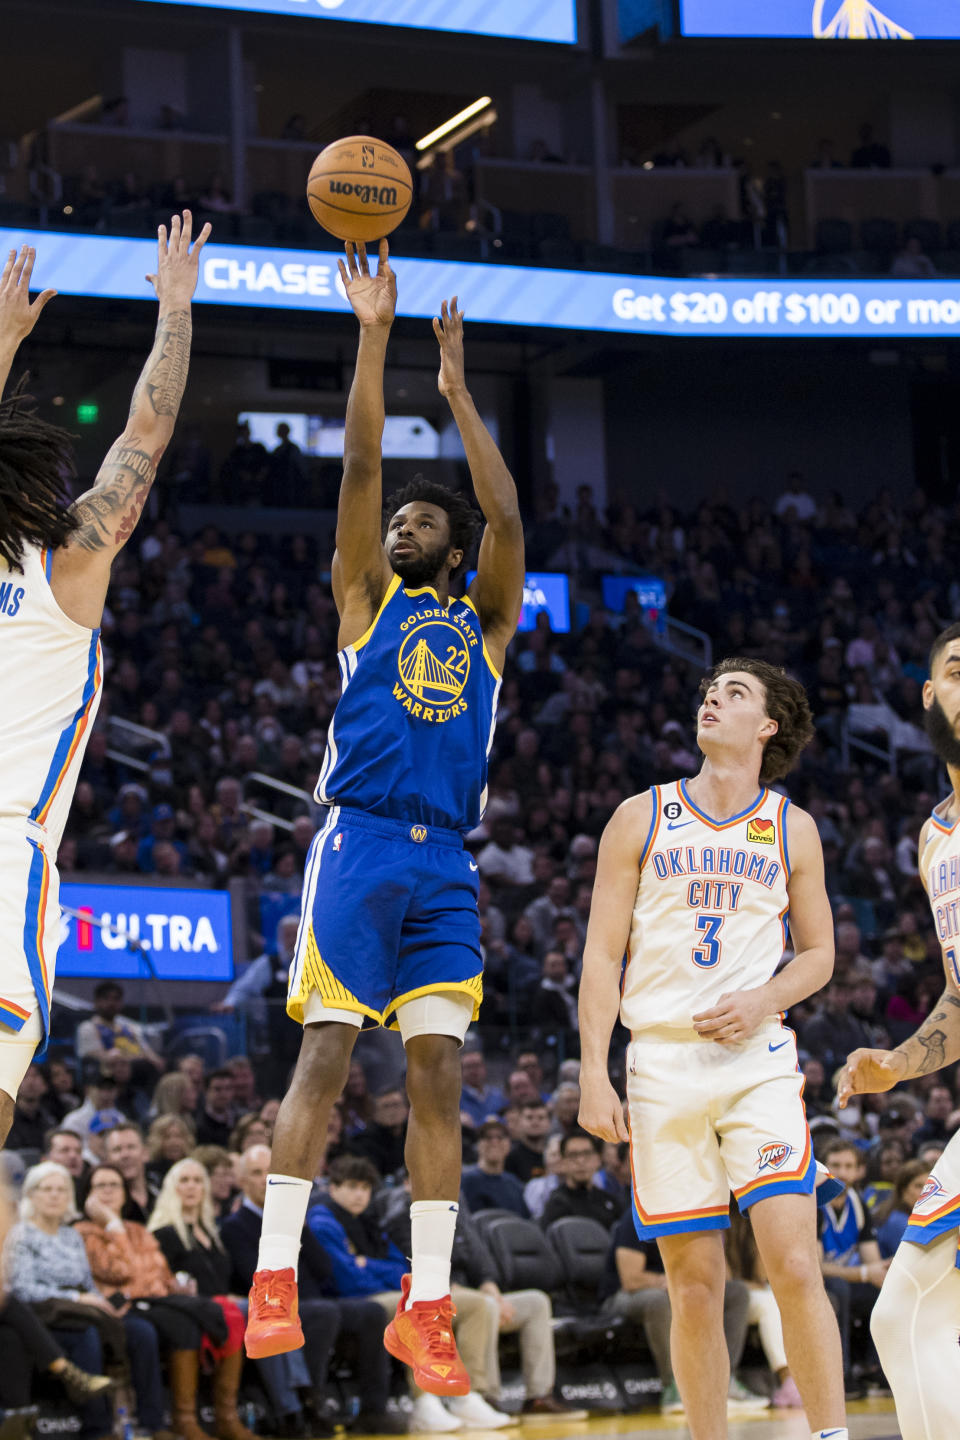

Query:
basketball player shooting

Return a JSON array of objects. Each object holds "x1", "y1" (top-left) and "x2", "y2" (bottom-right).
[
  {"x1": 578, "y1": 659, "x2": 848, "y2": 1440},
  {"x1": 0, "y1": 215, "x2": 209, "y2": 1145},
  {"x1": 244, "y1": 240, "x2": 524, "y2": 1396},
  {"x1": 838, "y1": 621, "x2": 960, "y2": 1440}
]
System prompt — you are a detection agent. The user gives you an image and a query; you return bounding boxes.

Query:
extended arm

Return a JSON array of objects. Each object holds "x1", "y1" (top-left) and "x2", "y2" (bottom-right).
[
  {"x1": 839, "y1": 821, "x2": 960, "y2": 1103},
  {"x1": 436, "y1": 300, "x2": 524, "y2": 658},
  {"x1": 693, "y1": 806, "x2": 834, "y2": 1042},
  {"x1": 331, "y1": 241, "x2": 395, "y2": 627},
  {"x1": 0, "y1": 246, "x2": 57, "y2": 397},
  {"x1": 578, "y1": 796, "x2": 650, "y2": 1144},
  {"x1": 52, "y1": 212, "x2": 209, "y2": 628}
]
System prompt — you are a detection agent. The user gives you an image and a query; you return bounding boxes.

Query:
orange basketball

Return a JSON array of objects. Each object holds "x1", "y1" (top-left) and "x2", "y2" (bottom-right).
[{"x1": 306, "y1": 135, "x2": 413, "y2": 243}]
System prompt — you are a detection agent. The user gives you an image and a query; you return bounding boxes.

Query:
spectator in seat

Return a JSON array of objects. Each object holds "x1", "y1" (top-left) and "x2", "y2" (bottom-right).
[
  {"x1": 7, "y1": 1064, "x2": 57, "y2": 1152},
  {"x1": 44, "y1": 1127, "x2": 88, "y2": 1187},
  {"x1": 874, "y1": 1160, "x2": 931, "y2": 1259},
  {"x1": 75, "y1": 981, "x2": 164, "y2": 1075},
  {"x1": 549, "y1": 1083, "x2": 582, "y2": 1141},
  {"x1": 62, "y1": 1069, "x2": 127, "y2": 1162},
  {"x1": 6, "y1": 1163, "x2": 159, "y2": 1440},
  {"x1": 461, "y1": 1121, "x2": 529, "y2": 1217},
  {"x1": 77, "y1": 1161, "x2": 215, "y2": 1440},
  {"x1": 810, "y1": 137, "x2": 842, "y2": 168},
  {"x1": 850, "y1": 122, "x2": 891, "y2": 169},
  {"x1": 347, "y1": 1088, "x2": 408, "y2": 1180},
  {"x1": 818, "y1": 1139, "x2": 889, "y2": 1394},
  {"x1": 523, "y1": 1134, "x2": 565, "y2": 1220},
  {"x1": 799, "y1": 976, "x2": 875, "y2": 1076},
  {"x1": 148, "y1": 1159, "x2": 255, "y2": 1440},
  {"x1": 540, "y1": 1131, "x2": 624, "y2": 1230},
  {"x1": 224, "y1": 1055, "x2": 260, "y2": 1114},
  {"x1": 192, "y1": 1145, "x2": 237, "y2": 1222},
  {"x1": 146, "y1": 1113, "x2": 196, "y2": 1186},
  {"x1": 221, "y1": 1146, "x2": 404, "y2": 1437},
  {"x1": 459, "y1": 1048, "x2": 507, "y2": 1133},
  {"x1": 726, "y1": 1206, "x2": 804, "y2": 1409},
  {"x1": 384, "y1": 1181, "x2": 584, "y2": 1421},
  {"x1": 103, "y1": 1122, "x2": 159, "y2": 1224},
  {"x1": 912, "y1": 1083, "x2": 954, "y2": 1148},
  {"x1": 476, "y1": 817, "x2": 535, "y2": 888},
  {"x1": 531, "y1": 953, "x2": 579, "y2": 1034},
  {"x1": 194, "y1": 1069, "x2": 236, "y2": 1147},
  {"x1": 892, "y1": 234, "x2": 941, "y2": 278},
  {"x1": 505, "y1": 1100, "x2": 551, "y2": 1184}
]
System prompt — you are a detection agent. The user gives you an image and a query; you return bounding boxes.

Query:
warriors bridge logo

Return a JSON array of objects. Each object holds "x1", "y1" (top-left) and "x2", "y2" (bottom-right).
[
  {"x1": 393, "y1": 613, "x2": 474, "y2": 724},
  {"x1": 812, "y1": 1, "x2": 912, "y2": 36}
]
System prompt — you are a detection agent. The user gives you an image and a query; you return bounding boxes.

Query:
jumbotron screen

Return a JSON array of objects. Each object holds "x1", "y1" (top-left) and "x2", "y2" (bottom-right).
[
  {"x1": 678, "y1": 1, "x2": 960, "y2": 39},
  {"x1": 131, "y1": 0, "x2": 578, "y2": 43}
]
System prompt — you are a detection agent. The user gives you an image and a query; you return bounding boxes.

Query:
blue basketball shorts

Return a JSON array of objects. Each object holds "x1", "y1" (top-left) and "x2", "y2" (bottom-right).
[{"x1": 286, "y1": 806, "x2": 483, "y2": 1030}]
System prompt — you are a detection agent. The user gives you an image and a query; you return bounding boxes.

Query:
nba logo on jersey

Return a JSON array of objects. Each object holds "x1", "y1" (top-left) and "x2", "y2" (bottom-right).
[
  {"x1": 757, "y1": 1141, "x2": 794, "y2": 1172},
  {"x1": 747, "y1": 817, "x2": 776, "y2": 845},
  {"x1": 333, "y1": 833, "x2": 343, "y2": 852}
]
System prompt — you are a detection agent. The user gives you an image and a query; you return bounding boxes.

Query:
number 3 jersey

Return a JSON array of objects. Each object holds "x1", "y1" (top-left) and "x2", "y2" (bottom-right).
[
  {"x1": 621, "y1": 779, "x2": 792, "y2": 1035},
  {"x1": 315, "y1": 574, "x2": 501, "y2": 833}
]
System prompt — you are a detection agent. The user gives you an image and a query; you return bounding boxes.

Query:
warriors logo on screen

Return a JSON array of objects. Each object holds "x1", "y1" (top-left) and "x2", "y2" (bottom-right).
[{"x1": 812, "y1": 0, "x2": 912, "y2": 36}]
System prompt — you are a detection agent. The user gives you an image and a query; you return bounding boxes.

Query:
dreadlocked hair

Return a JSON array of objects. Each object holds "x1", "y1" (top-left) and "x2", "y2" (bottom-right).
[
  {"x1": 0, "y1": 377, "x2": 80, "y2": 572},
  {"x1": 383, "y1": 476, "x2": 483, "y2": 580}
]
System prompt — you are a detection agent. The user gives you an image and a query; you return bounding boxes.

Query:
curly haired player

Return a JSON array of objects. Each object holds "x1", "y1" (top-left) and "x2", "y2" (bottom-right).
[{"x1": 579, "y1": 658, "x2": 847, "y2": 1440}]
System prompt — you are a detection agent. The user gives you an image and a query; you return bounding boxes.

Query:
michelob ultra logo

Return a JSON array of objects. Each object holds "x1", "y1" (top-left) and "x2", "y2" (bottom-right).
[{"x1": 747, "y1": 817, "x2": 776, "y2": 845}]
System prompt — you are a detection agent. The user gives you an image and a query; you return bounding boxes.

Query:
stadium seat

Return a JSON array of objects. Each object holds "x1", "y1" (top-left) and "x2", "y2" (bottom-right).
[
  {"x1": 859, "y1": 217, "x2": 898, "y2": 255},
  {"x1": 904, "y1": 217, "x2": 942, "y2": 252},
  {"x1": 546, "y1": 1217, "x2": 612, "y2": 1313},
  {"x1": 484, "y1": 1215, "x2": 564, "y2": 1294},
  {"x1": 815, "y1": 218, "x2": 853, "y2": 254},
  {"x1": 470, "y1": 1208, "x2": 522, "y2": 1235}
]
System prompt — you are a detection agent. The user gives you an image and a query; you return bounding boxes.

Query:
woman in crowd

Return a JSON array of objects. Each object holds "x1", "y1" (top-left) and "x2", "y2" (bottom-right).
[
  {"x1": 146, "y1": 1114, "x2": 196, "y2": 1188},
  {"x1": 148, "y1": 1159, "x2": 254, "y2": 1440},
  {"x1": 5, "y1": 1164, "x2": 146, "y2": 1439},
  {"x1": 227, "y1": 1114, "x2": 270, "y2": 1155},
  {"x1": 151, "y1": 1073, "x2": 199, "y2": 1125},
  {"x1": 726, "y1": 1204, "x2": 803, "y2": 1409},
  {"x1": 192, "y1": 1144, "x2": 237, "y2": 1220},
  {"x1": 874, "y1": 1159, "x2": 931, "y2": 1258},
  {"x1": 75, "y1": 1162, "x2": 226, "y2": 1440}
]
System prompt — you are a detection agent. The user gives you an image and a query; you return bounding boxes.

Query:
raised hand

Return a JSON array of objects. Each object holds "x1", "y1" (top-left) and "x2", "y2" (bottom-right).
[
  {"x1": 338, "y1": 239, "x2": 396, "y2": 328},
  {"x1": 433, "y1": 296, "x2": 466, "y2": 398},
  {"x1": 0, "y1": 246, "x2": 57, "y2": 346},
  {"x1": 146, "y1": 210, "x2": 212, "y2": 306},
  {"x1": 837, "y1": 1046, "x2": 907, "y2": 1107}
]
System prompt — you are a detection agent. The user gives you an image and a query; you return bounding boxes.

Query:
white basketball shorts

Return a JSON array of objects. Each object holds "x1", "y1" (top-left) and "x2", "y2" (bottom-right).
[
  {"x1": 626, "y1": 1017, "x2": 815, "y2": 1239},
  {"x1": 0, "y1": 826, "x2": 59, "y2": 1093},
  {"x1": 903, "y1": 1129, "x2": 960, "y2": 1269}
]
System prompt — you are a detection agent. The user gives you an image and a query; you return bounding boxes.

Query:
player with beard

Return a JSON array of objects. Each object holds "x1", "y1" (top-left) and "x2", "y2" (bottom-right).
[
  {"x1": 839, "y1": 620, "x2": 960, "y2": 1440},
  {"x1": 245, "y1": 242, "x2": 524, "y2": 1402}
]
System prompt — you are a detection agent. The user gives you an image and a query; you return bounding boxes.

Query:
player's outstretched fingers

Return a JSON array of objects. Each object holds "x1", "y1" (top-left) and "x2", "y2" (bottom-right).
[
  {"x1": 357, "y1": 240, "x2": 369, "y2": 276},
  {"x1": 193, "y1": 221, "x2": 212, "y2": 254},
  {"x1": 181, "y1": 208, "x2": 193, "y2": 248},
  {"x1": 377, "y1": 237, "x2": 389, "y2": 270},
  {"x1": 0, "y1": 249, "x2": 16, "y2": 289}
]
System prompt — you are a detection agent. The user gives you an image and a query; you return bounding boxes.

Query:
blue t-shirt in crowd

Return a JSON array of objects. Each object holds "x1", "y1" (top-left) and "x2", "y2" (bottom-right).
[{"x1": 461, "y1": 1166, "x2": 529, "y2": 1218}]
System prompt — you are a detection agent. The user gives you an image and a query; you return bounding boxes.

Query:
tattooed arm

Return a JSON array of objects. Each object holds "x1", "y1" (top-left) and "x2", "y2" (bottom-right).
[{"x1": 51, "y1": 212, "x2": 210, "y2": 628}]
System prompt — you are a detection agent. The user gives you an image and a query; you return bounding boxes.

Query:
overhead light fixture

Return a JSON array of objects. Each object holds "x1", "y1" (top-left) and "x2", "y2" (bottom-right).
[
  {"x1": 415, "y1": 108, "x2": 498, "y2": 169},
  {"x1": 416, "y1": 97, "x2": 492, "y2": 151}
]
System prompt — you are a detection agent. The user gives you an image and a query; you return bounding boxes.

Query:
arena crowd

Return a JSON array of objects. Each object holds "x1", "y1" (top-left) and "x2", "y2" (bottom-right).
[{"x1": 2, "y1": 473, "x2": 958, "y2": 1432}]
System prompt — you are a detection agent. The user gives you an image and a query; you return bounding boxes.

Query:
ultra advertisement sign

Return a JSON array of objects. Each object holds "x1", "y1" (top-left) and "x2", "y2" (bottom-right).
[
  {"x1": 58, "y1": 882, "x2": 234, "y2": 981},
  {"x1": 4, "y1": 226, "x2": 960, "y2": 337}
]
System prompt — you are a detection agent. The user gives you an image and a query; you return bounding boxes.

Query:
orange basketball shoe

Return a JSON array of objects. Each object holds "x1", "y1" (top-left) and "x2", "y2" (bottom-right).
[
  {"x1": 245, "y1": 1268, "x2": 304, "y2": 1358},
  {"x1": 383, "y1": 1275, "x2": 470, "y2": 1396}
]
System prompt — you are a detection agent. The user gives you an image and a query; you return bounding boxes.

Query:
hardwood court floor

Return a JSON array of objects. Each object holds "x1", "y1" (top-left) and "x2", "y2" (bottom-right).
[{"x1": 368, "y1": 1401, "x2": 901, "y2": 1440}]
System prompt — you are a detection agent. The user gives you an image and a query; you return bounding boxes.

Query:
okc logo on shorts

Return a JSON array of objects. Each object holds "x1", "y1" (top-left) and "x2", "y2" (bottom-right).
[
  {"x1": 916, "y1": 1176, "x2": 947, "y2": 1209},
  {"x1": 757, "y1": 1141, "x2": 794, "y2": 1173},
  {"x1": 747, "y1": 818, "x2": 775, "y2": 845}
]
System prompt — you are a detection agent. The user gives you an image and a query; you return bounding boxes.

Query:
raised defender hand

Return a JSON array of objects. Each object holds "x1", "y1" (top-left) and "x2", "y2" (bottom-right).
[
  {"x1": 433, "y1": 296, "x2": 466, "y2": 398},
  {"x1": 338, "y1": 239, "x2": 396, "y2": 328},
  {"x1": 146, "y1": 210, "x2": 212, "y2": 306},
  {"x1": 0, "y1": 245, "x2": 57, "y2": 346},
  {"x1": 579, "y1": 1075, "x2": 630, "y2": 1145},
  {"x1": 837, "y1": 1047, "x2": 907, "y2": 1108}
]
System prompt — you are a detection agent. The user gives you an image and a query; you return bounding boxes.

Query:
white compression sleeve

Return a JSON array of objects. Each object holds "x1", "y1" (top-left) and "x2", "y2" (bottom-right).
[{"x1": 870, "y1": 1230, "x2": 960, "y2": 1440}]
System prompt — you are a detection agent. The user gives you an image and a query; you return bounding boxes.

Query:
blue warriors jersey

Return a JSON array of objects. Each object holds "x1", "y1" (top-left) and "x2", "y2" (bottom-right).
[{"x1": 316, "y1": 575, "x2": 501, "y2": 832}]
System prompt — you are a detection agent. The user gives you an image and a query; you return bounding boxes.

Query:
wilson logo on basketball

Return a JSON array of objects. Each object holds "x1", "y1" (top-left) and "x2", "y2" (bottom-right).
[
  {"x1": 756, "y1": 1141, "x2": 794, "y2": 1172},
  {"x1": 328, "y1": 180, "x2": 399, "y2": 207},
  {"x1": 747, "y1": 817, "x2": 776, "y2": 845}
]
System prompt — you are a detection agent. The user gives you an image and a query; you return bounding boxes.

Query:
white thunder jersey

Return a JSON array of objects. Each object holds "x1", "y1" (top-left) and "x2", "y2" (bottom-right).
[
  {"x1": 622, "y1": 778, "x2": 792, "y2": 1034},
  {"x1": 0, "y1": 543, "x2": 103, "y2": 1043}
]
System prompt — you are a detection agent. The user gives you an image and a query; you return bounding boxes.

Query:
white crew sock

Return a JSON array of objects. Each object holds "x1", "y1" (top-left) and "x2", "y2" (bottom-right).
[
  {"x1": 256, "y1": 1173, "x2": 312, "y2": 1277},
  {"x1": 811, "y1": 1431, "x2": 848, "y2": 1439},
  {"x1": 406, "y1": 1200, "x2": 458, "y2": 1307}
]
